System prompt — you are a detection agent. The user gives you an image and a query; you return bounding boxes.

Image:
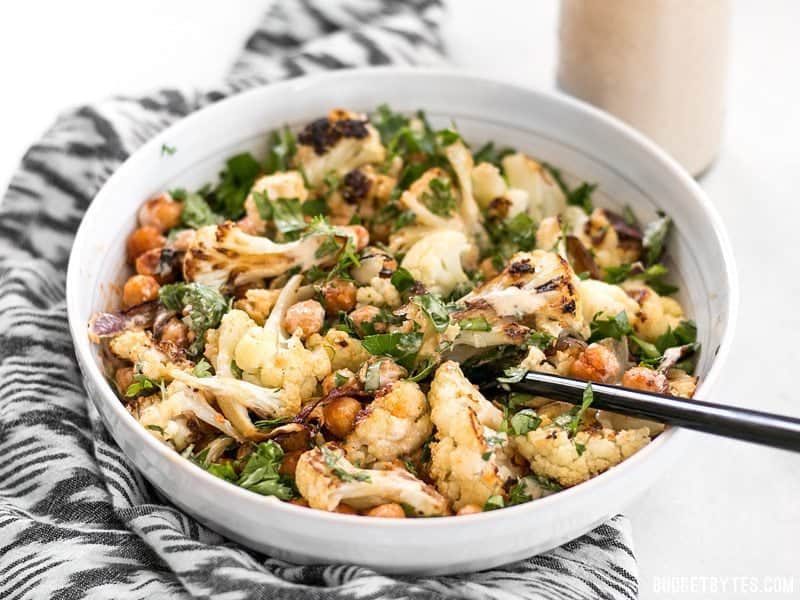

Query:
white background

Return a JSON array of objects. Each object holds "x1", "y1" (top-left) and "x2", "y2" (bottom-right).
[{"x1": 1, "y1": 1, "x2": 798, "y2": 597}]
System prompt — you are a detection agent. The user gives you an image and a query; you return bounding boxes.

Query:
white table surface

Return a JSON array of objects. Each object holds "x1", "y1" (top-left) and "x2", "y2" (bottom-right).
[{"x1": 1, "y1": 1, "x2": 798, "y2": 597}]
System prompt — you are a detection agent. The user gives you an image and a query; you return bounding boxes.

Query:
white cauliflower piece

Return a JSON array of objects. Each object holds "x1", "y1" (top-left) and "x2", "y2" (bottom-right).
[
  {"x1": 234, "y1": 275, "x2": 331, "y2": 412},
  {"x1": 427, "y1": 361, "x2": 519, "y2": 510},
  {"x1": 471, "y1": 162, "x2": 507, "y2": 208},
  {"x1": 512, "y1": 419, "x2": 651, "y2": 488},
  {"x1": 295, "y1": 444, "x2": 449, "y2": 516},
  {"x1": 355, "y1": 276, "x2": 401, "y2": 308},
  {"x1": 400, "y1": 229, "x2": 471, "y2": 297},
  {"x1": 294, "y1": 110, "x2": 386, "y2": 187},
  {"x1": 109, "y1": 330, "x2": 174, "y2": 381},
  {"x1": 667, "y1": 368, "x2": 698, "y2": 398},
  {"x1": 233, "y1": 289, "x2": 280, "y2": 326},
  {"x1": 622, "y1": 281, "x2": 685, "y2": 342},
  {"x1": 399, "y1": 168, "x2": 463, "y2": 231},
  {"x1": 579, "y1": 278, "x2": 640, "y2": 327},
  {"x1": 444, "y1": 141, "x2": 488, "y2": 246},
  {"x1": 344, "y1": 380, "x2": 432, "y2": 466},
  {"x1": 502, "y1": 153, "x2": 566, "y2": 221},
  {"x1": 244, "y1": 171, "x2": 309, "y2": 234},
  {"x1": 306, "y1": 328, "x2": 371, "y2": 372}
]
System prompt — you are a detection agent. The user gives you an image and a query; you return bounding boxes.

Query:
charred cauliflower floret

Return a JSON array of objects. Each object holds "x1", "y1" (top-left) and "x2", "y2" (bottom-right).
[
  {"x1": 183, "y1": 222, "x2": 361, "y2": 290},
  {"x1": 502, "y1": 153, "x2": 566, "y2": 222},
  {"x1": 294, "y1": 110, "x2": 386, "y2": 187},
  {"x1": 427, "y1": 362, "x2": 519, "y2": 510},
  {"x1": 458, "y1": 250, "x2": 587, "y2": 338},
  {"x1": 234, "y1": 275, "x2": 331, "y2": 411},
  {"x1": 306, "y1": 328, "x2": 371, "y2": 372},
  {"x1": 295, "y1": 444, "x2": 449, "y2": 516},
  {"x1": 622, "y1": 281, "x2": 686, "y2": 342},
  {"x1": 344, "y1": 380, "x2": 432, "y2": 467},
  {"x1": 574, "y1": 208, "x2": 641, "y2": 270},
  {"x1": 233, "y1": 288, "x2": 280, "y2": 325},
  {"x1": 512, "y1": 418, "x2": 651, "y2": 488},
  {"x1": 400, "y1": 229, "x2": 472, "y2": 297},
  {"x1": 243, "y1": 171, "x2": 309, "y2": 234}
]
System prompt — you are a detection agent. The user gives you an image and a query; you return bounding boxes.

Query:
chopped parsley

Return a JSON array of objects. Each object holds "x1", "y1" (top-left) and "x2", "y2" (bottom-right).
[
  {"x1": 161, "y1": 143, "x2": 176, "y2": 156},
  {"x1": 181, "y1": 192, "x2": 223, "y2": 229},
  {"x1": 125, "y1": 372, "x2": 162, "y2": 397},
  {"x1": 588, "y1": 311, "x2": 633, "y2": 342},
  {"x1": 264, "y1": 126, "x2": 297, "y2": 174},
  {"x1": 360, "y1": 332, "x2": 423, "y2": 370},
  {"x1": 421, "y1": 177, "x2": 457, "y2": 217},
  {"x1": 458, "y1": 316, "x2": 492, "y2": 332},
  {"x1": 159, "y1": 282, "x2": 229, "y2": 357},
  {"x1": 483, "y1": 495, "x2": 505, "y2": 511},
  {"x1": 509, "y1": 409, "x2": 542, "y2": 436},
  {"x1": 192, "y1": 359, "x2": 213, "y2": 378},
  {"x1": 642, "y1": 213, "x2": 672, "y2": 266},
  {"x1": 414, "y1": 293, "x2": 450, "y2": 332}
]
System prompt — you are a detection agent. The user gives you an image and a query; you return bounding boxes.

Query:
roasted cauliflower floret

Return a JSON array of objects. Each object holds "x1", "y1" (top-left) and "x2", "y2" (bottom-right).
[
  {"x1": 344, "y1": 381, "x2": 432, "y2": 466},
  {"x1": 295, "y1": 444, "x2": 449, "y2": 516},
  {"x1": 575, "y1": 208, "x2": 641, "y2": 269},
  {"x1": 502, "y1": 153, "x2": 566, "y2": 221},
  {"x1": 233, "y1": 288, "x2": 280, "y2": 325},
  {"x1": 306, "y1": 328, "x2": 371, "y2": 372},
  {"x1": 244, "y1": 171, "x2": 309, "y2": 234},
  {"x1": 234, "y1": 275, "x2": 331, "y2": 412},
  {"x1": 427, "y1": 362, "x2": 518, "y2": 510},
  {"x1": 579, "y1": 278, "x2": 640, "y2": 326},
  {"x1": 355, "y1": 276, "x2": 401, "y2": 308},
  {"x1": 444, "y1": 141, "x2": 488, "y2": 245},
  {"x1": 131, "y1": 381, "x2": 243, "y2": 450},
  {"x1": 183, "y1": 222, "x2": 359, "y2": 289},
  {"x1": 458, "y1": 250, "x2": 586, "y2": 338},
  {"x1": 109, "y1": 329, "x2": 289, "y2": 439},
  {"x1": 294, "y1": 110, "x2": 386, "y2": 187},
  {"x1": 400, "y1": 229, "x2": 472, "y2": 297},
  {"x1": 622, "y1": 281, "x2": 685, "y2": 342},
  {"x1": 512, "y1": 420, "x2": 651, "y2": 488},
  {"x1": 471, "y1": 162, "x2": 507, "y2": 208}
]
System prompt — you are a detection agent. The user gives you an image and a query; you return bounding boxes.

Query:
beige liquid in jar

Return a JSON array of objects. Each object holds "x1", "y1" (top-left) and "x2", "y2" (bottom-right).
[{"x1": 558, "y1": 0, "x2": 731, "y2": 175}]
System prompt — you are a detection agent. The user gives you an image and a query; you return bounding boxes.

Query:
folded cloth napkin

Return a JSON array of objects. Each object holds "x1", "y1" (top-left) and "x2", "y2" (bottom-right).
[{"x1": 0, "y1": 1, "x2": 639, "y2": 598}]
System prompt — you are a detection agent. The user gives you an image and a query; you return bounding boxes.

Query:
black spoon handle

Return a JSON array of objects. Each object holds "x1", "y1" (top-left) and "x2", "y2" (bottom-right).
[{"x1": 495, "y1": 371, "x2": 800, "y2": 452}]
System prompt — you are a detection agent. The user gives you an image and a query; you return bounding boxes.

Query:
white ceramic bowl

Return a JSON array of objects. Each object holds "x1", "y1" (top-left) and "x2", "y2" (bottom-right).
[{"x1": 66, "y1": 68, "x2": 737, "y2": 575}]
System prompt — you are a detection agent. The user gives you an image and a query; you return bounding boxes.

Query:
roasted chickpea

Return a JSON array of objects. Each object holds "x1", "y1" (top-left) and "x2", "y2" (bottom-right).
[
  {"x1": 334, "y1": 503, "x2": 358, "y2": 515},
  {"x1": 321, "y1": 278, "x2": 357, "y2": 315},
  {"x1": 343, "y1": 224, "x2": 370, "y2": 251},
  {"x1": 279, "y1": 449, "x2": 305, "y2": 477},
  {"x1": 456, "y1": 504, "x2": 483, "y2": 516},
  {"x1": 275, "y1": 428, "x2": 310, "y2": 452},
  {"x1": 159, "y1": 318, "x2": 189, "y2": 347},
  {"x1": 283, "y1": 299, "x2": 325, "y2": 339},
  {"x1": 348, "y1": 305, "x2": 385, "y2": 336},
  {"x1": 569, "y1": 343, "x2": 621, "y2": 383},
  {"x1": 122, "y1": 275, "x2": 160, "y2": 309},
  {"x1": 364, "y1": 503, "x2": 406, "y2": 518},
  {"x1": 114, "y1": 366, "x2": 134, "y2": 394},
  {"x1": 289, "y1": 498, "x2": 309, "y2": 508},
  {"x1": 137, "y1": 193, "x2": 183, "y2": 232},
  {"x1": 126, "y1": 226, "x2": 165, "y2": 264},
  {"x1": 323, "y1": 396, "x2": 362, "y2": 439},
  {"x1": 321, "y1": 369, "x2": 357, "y2": 395},
  {"x1": 622, "y1": 366, "x2": 669, "y2": 393}
]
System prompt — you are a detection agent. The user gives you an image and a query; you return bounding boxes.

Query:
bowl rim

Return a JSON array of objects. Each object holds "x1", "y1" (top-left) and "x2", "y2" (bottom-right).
[{"x1": 66, "y1": 66, "x2": 739, "y2": 530}]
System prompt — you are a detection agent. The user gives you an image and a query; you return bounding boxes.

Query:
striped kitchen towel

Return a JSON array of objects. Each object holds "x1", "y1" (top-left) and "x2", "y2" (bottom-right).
[{"x1": 0, "y1": 1, "x2": 638, "y2": 598}]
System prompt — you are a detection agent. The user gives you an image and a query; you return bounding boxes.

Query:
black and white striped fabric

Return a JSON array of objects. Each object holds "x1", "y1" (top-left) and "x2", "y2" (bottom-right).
[{"x1": 0, "y1": 1, "x2": 639, "y2": 598}]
